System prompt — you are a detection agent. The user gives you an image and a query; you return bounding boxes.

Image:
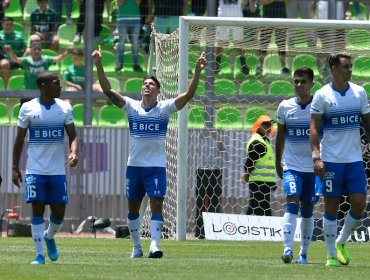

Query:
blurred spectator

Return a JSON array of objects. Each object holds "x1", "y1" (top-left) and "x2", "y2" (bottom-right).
[
  {"x1": 49, "y1": 0, "x2": 73, "y2": 26},
  {"x1": 23, "y1": 34, "x2": 42, "y2": 56},
  {"x1": 63, "y1": 48, "x2": 103, "y2": 104},
  {"x1": 257, "y1": 0, "x2": 290, "y2": 76},
  {"x1": 4, "y1": 42, "x2": 72, "y2": 103},
  {"x1": 30, "y1": 0, "x2": 59, "y2": 51},
  {"x1": 0, "y1": 17, "x2": 26, "y2": 88},
  {"x1": 148, "y1": 0, "x2": 187, "y2": 34},
  {"x1": 351, "y1": 1, "x2": 365, "y2": 20},
  {"x1": 243, "y1": 0, "x2": 260, "y2": 59},
  {"x1": 190, "y1": 0, "x2": 207, "y2": 16},
  {"x1": 73, "y1": 0, "x2": 105, "y2": 44},
  {"x1": 215, "y1": 0, "x2": 249, "y2": 75},
  {"x1": 0, "y1": 0, "x2": 10, "y2": 25},
  {"x1": 139, "y1": 0, "x2": 150, "y2": 53},
  {"x1": 285, "y1": 0, "x2": 315, "y2": 49},
  {"x1": 115, "y1": 0, "x2": 143, "y2": 72}
]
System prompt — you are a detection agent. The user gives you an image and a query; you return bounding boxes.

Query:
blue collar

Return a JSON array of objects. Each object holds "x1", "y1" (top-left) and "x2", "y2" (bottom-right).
[
  {"x1": 295, "y1": 95, "x2": 313, "y2": 110},
  {"x1": 38, "y1": 98, "x2": 55, "y2": 110},
  {"x1": 330, "y1": 82, "x2": 350, "y2": 96}
]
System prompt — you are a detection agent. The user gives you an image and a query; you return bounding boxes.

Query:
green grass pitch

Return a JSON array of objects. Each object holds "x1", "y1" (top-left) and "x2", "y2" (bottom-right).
[{"x1": 1, "y1": 237, "x2": 370, "y2": 279}]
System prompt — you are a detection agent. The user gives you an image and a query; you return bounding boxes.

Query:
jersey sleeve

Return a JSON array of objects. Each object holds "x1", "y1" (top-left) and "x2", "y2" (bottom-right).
[
  {"x1": 310, "y1": 91, "x2": 324, "y2": 115},
  {"x1": 161, "y1": 98, "x2": 178, "y2": 114},
  {"x1": 276, "y1": 101, "x2": 286, "y2": 125},
  {"x1": 360, "y1": 87, "x2": 370, "y2": 115},
  {"x1": 17, "y1": 103, "x2": 30, "y2": 128}
]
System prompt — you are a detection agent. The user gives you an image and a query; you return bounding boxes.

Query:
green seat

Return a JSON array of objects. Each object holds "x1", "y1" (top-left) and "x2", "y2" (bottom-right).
[
  {"x1": 234, "y1": 53, "x2": 259, "y2": 78},
  {"x1": 311, "y1": 81, "x2": 323, "y2": 94},
  {"x1": 188, "y1": 106, "x2": 205, "y2": 129},
  {"x1": 61, "y1": 0, "x2": 80, "y2": 21},
  {"x1": 213, "y1": 79, "x2": 236, "y2": 95},
  {"x1": 346, "y1": 29, "x2": 370, "y2": 51},
  {"x1": 215, "y1": 53, "x2": 233, "y2": 79},
  {"x1": 195, "y1": 80, "x2": 205, "y2": 95},
  {"x1": 5, "y1": 0, "x2": 23, "y2": 20},
  {"x1": 245, "y1": 107, "x2": 269, "y2": 128},
  {"x1": 98, "y1": 104, "x2": 127, "y2": 126},
  {"x1": 352, "y1": 56, "x2": 370, "y2": 80},
  {"x1": 106, "y1": 77, "x2": 121, "y2": 93},
  {"x1": 72, "y1": 104, "x2": 98, "y2": 126},
  {"x1": 291, "y1": 54, "x2": 320, "y2": 78},
  {"x1": 100, "y1": 24, "x2": 113, "y2": 44},
  {"x1": 263, "y1": 53, "x2": 288, "y2": 78},
  {"x1": 362, "y1": 82, "x2": 370, "y2": 98},
  {"x1": 8, "y1": 75, "x2": 25, "y2": 90},
  {"x1": 0, "y1": 102, "x2": 10, "y2": 124},
  {"x1": 268, "y1": 80, "x2": 294, "y2": 96},
  {"x1": 0, "y1": 76, "x2": 4, "y2": 90},
  {"x1": 13, "y1": 22, "x2": 25, "y2": 35},
  {"x1": 23, "y1": 0, "x2": 38, "y2": 21},
  {"x1": 215, "y1": 107, "x2": 243, "y2": 130},
  {"x1": 94, "y1": 50, "x2": 116, "y2": 75},
  {"x1": 123, "y1": 78, "x2": 142, "y2": 93},
  {"x1": 349, "y1": 2, "x2": 368, "y2": 20},
  {"x1": 120, "y1": 52, "x2": 147, "y2": 77},
  {"x1": 11, "y1": 103, "x2": 20, "y2": 124},
  {"x1": 57, "y1": 24, "x2": 79, "y2": 48},
  {"x1": 239, "y1": 80, "x2": 265, "y2": 95}
]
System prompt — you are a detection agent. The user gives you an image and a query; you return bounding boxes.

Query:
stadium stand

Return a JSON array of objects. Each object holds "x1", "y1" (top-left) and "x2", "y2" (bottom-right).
[
  {"x1": 188, "y1": 105, "x2": 205, "y2": 129},
  {"x1": 268, "y1": 80, "x2": 294, "y2": 96},
  {"x1": 215, "y1": 107, "x2": 243, "y2": 129},
  {"x1": 99, "y1": 104, "x2": 127, "y2": 126},
  {"x1": 239, "y1": 79, "x2": 265, "y2": 95}
]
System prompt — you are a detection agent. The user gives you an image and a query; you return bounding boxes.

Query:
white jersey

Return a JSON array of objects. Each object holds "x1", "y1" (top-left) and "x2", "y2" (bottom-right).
[
  {"x1": 277, "y1": 97, "x2": 313, "y2": 172},
  {"x1": 124, "y1": 97, "x2": 177, "y2": 167},
  {"x1": 18, "y1": 98, "x2": 74, "y2": 175},
  {"x1": 311, "y1": 82, "x2": 370, "y2": 163},
  {"x1": 218, "y1": 0, "x2": 243, "y2": 17}
]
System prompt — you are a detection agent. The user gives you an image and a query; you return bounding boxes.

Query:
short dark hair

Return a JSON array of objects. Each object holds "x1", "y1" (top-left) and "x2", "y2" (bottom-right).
[
  {"x1": 143, "y1": 75, "x2": 161, "y2": 90},
  {"x1": 2, "y1": 16, "x2": 13, "y2": 23},
  {"x1": 36, "y1": 71, "x2": 58, "y2": 88},
  {"x1": 72, "y1": 49, "x2": 84, "y2": 56},
  {"x1": 328, "y1": 52, "x2": 351, "y2": 68},
  {"x1": 293, "y1": 67, "x2": 314, "y2": 82}
]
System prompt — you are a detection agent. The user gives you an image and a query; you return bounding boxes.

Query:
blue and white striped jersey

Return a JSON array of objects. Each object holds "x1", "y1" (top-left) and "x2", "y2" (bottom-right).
[
  {"x1": 18, "y1": 98, "x2": 74, "y2": 175},
  {"x1": 311, "y1": 82, "x2": 369, "y2": 163},
  {"x1": 124, "y1": 97, "x2": 177, "y2": 167}
]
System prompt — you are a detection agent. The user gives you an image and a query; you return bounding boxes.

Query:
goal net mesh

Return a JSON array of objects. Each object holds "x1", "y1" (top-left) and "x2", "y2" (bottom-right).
[{"x1": 146, "y1": 18, "x2": 370, "y2": 241}]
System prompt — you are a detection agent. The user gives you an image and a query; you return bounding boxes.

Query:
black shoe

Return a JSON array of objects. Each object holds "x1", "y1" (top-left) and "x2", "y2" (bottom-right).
[
  {"x1": 281, "y1": 66, "x2": 291, "y2": 74},
  {"x1": 241, "y1": 64, "x2": 250, "y2": 75},
  {"x1": 148, "y1": 247, "x2": 163, "y2": 258},
  {"x1": 133, "y1": 64, "x2": 143, "y2": 72},
  {"x1": 115, "y1": 63, "x2": 123, "y2": 71}
]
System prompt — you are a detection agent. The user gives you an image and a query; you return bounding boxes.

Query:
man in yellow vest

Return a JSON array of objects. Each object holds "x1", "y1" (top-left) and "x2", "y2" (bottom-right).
[{"x1": 242, "y1": 115, "x2": 276, "y2": 216}]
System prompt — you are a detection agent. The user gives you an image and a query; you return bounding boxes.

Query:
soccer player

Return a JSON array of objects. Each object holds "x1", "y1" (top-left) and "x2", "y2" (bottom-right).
[
  {"x1": 92, "y1": 47, "x2": 206, "y2": 258},
  {"x1": 275, "y1": 67, "x2": 317, "y2": 264},
  {"x1": 12, "y1": 71, "x2": 78, "y2": 265},
  {"x1": 310, "y1": 53, "x2": 370, "y2": 267}
]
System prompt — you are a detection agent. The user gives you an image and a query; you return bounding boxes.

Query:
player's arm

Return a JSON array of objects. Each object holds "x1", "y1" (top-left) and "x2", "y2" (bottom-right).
[
  {"x1": 92, "y1": 47, "x2": 126, "y2": 108},
  {"x1": 174, "y1": 52, "x2": 207, "y2": 110},
  {"x1": 65, "y1": 123, "x2": 78, "y2": 167},
  {"x1": 361, "y1": 112, "x2": 370, "y2": 143},
  {"x1": 12, "y1": 127, "x2": 27, "y2": 188},
  {"x1": 310, "y1": 114, "x2": 325, "y2": 178},
  {"x1": 275, "y1": 122, "x2": 286, "y2": 179},
  {"x1": 3, "y1": 45, "x2": 21, "y2": 64}
]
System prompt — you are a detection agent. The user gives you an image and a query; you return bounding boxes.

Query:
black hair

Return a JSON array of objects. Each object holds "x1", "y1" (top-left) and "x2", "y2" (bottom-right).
[
  {"x1": 36, "y1": 71, "x2": 58, "y2": 88},
  {"x1": 2, "y1": 16, "x2": 13, "y2": 23},
  {"x1": 328, "y1": 53, "x2": 351, "y2": 69},
  {"x1": 293, "y1": 67, "x2": 314, "y2": 82},
  {"x1": 142, "y1": 75, "x2": 160, "y2": 90}
]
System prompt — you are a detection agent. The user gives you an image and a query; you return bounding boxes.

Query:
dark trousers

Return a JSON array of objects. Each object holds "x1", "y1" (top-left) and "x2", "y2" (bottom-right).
[
  {"x1": 76, "y1": 0, "x2": 105, "y2": 36},
  {"x1": 246, "y1": 181, "x2": 274, "y2": 216}
]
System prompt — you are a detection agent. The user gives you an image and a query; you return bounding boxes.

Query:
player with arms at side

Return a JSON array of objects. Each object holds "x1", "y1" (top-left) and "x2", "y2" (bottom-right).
[
  {"x1": 310, "y1": 53, "x2": 370, "y2": 267},
  {"x1": 275, "y1": 67, "x2": 318, "y2": 264},
  {"x1": 12, "y1": 71, "x2": 78, "y2": 265},
  {"x1": 92, "y1": 47, "x2": 207, "y2": 258}
]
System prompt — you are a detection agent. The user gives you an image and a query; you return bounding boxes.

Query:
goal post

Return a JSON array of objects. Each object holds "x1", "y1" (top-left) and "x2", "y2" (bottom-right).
[{"x1": 150, "y1": 16, "x2": 370, "y2": 241}]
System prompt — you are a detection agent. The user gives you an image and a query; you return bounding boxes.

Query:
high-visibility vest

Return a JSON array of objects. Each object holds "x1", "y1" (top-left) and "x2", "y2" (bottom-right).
[{"x1": 246, "y1": 133, "x2": 275, "y2": 183}]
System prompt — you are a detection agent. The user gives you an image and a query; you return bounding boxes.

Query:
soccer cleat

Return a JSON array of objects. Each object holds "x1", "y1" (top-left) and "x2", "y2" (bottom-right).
[
  {"x1": 326, "y1": 257, "x2": 340, "y2": 267},
  {"x1": 44, "y1": 231, "x2": 59, "y2": 261},
  {"x1": 336, "y1": 243, "x2": 350, "y2": 265},
  {"x1": 295, "y1": 254, "x2": 308, "y2": 264},
  {"x1": 281, "y1": 249, "x2": 293, "y2": 263},
  {"x1": 130, "y1": 244, "x2": 143, "y2": 258},
  {"x1": 148, "y1": 245, "x2": 163, "y2": 258},
  {"x1": 31, "y1": 254, "x2": 45, "y2": 265}
]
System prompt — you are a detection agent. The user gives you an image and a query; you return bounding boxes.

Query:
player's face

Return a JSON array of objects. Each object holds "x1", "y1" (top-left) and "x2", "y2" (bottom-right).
[
  {"x1": 334, "y1": 57, "x2": 352, "y2": 82},
  {"x1": 48, "y1": 76, "x2": 62, "y2": 98},
  {"x1": 142, "y1": 78, "x2": 160, "y2": 98},
  {"x1": 293, "y1": 74, "x2": 313, "y2": 98}
]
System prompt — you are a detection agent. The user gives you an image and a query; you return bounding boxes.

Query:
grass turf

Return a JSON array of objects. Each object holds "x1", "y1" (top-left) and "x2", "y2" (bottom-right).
[{"x1": 0, "y1": 238, "x2": 370, "y2": 280}]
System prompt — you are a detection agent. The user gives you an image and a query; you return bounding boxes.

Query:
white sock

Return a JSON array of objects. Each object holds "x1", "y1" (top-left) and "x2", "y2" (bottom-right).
[
  {"x1": 299, "y1": 217, "x2": 314, "y2": 256},
  {"x1": 127, "y1": 217, "x2": 141, "y2": 247},
  {"x1": 323, "y1": 217, "x2": 337, "y2": 258},
  {"x1": 46, "y1": 218, "x2": 63, "y2": 239},
  {"x1": 336, "y1": 212, "x2": 362, "y2": 244},
  {"x1": 282, "y1": 212, "x2": 297, "y2": 250},
  {"x1": 150, "y1": 220, "x2": 163, "y2": 249},
  {"x1": 31, "y1": 222, "x2": 45, "y2": 257}
]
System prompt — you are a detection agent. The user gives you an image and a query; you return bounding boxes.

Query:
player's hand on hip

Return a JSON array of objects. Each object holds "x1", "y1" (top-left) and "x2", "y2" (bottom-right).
[
  {"x1": 12, "y1": 168, "x2": 22, "y2": 188},
  {"x1": 69, "y1": 153, "x2": 78, "y2": 167},
  {"x1": 313, "y1": 159, "x2": 325, "y2": 178}
]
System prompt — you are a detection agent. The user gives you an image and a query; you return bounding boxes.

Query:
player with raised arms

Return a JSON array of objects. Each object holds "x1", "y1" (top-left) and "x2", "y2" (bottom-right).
[
  {"x1": 12, "y1": 71, "x2": 78, "y2": 265},
  {"x1": 310, "y1": 53, "x2": 370, "y2": 266},
  {"x1": 92, "y1": 46, "x2": 206, "y2": 258},
  {"x1": 275, "y1": 67, "x2": 318, "y2": 264}
]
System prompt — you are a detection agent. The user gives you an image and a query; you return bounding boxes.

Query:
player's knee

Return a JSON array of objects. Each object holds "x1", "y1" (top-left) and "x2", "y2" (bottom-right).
[
  {"x1": 286, "y1": 202, "x2": 299, "y2": 215},
  {"x1": 300, "y1": 205, "x2": 313, "y2": 218}
]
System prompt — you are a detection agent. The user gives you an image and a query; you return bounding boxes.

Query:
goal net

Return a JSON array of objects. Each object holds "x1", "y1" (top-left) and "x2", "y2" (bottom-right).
[{"x1": 148, "y1": 17, "x2": 370, "y2": 241}]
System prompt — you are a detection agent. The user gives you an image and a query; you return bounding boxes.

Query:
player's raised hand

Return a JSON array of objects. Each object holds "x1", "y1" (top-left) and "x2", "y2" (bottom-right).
[
  {"x1": 196, "y1": 52, "x2": 207, "y2": 71},
  {"x1": 91, "y1": 45, "x2": 102, "y2": 64},
  {"x1": 12, "y1": 167, "x2": 22, "y2": 188}
]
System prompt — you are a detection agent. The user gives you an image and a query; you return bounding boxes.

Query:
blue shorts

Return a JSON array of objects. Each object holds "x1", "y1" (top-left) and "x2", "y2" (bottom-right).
[
  {"x1": 283, "y1": 170, "x2": 318, "y2": 205},
  {"x1": 25, "y1": 174, "x2": 68, "y2": 205},
  {"x1": 315, "y1": 161, "x2": 367, "y2": 197},
  {"x1": 125, "y1": 166, "x2": 166, "y2": 201}
]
